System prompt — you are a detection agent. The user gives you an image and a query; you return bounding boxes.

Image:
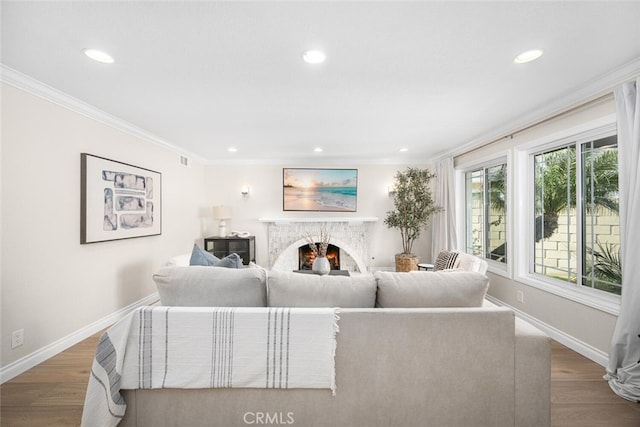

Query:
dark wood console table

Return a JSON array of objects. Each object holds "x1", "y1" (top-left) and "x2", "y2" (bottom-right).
[{"x1": 204, "y1": 235, "x2": 255, "y2": 265}]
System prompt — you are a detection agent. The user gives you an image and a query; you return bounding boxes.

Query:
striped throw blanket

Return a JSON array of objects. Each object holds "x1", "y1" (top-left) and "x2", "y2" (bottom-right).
[{"x1": 81, "y1": 306, "x2": 339, "y2": 427}]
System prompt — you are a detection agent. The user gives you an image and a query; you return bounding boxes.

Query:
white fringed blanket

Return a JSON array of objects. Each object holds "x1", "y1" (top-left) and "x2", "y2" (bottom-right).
[{"x1": 81, "y1": 306, "x2": 339, "y2": 427}]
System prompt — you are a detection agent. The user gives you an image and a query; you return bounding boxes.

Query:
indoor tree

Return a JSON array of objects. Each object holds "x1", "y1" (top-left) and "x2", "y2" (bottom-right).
[{"x1": 385, "y1": 167, "x2": 442, "y2": 271}]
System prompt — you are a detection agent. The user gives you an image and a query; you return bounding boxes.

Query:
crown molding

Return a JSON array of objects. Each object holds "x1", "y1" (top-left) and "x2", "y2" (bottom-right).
[
  {"x1": 206, "y1": 156, "x2": 430, "y2": 167},
  {"x1": 446, "y1": 56, "x2": 640, "y2": 160},
  {"x1": 0, "y1": 64, "x2": 206, "y2": 164},
  {"x1": 1, "y1": 64, "x2": 421, "y2": 167}
]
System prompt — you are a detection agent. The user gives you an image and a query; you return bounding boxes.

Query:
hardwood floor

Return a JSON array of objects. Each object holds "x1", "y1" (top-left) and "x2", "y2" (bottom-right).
[
  {"x1": 1, "y1": 334, "x2": 639, "y2": 426},
  {"x1": 550, "y1": 341, "x2": 640, "y2": 426},
  {"x1": 1, "y1": 330, "x2": 102, "y2": 427}
]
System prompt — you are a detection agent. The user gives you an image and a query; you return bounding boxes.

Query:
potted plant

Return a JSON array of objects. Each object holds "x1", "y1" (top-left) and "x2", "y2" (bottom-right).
[{"x1": 385, "y1": 167, "x2": 443, "y2": 272}]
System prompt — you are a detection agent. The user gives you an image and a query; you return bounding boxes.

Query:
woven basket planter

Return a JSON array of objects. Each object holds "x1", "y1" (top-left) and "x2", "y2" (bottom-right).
[{"x1": 395, "y1": 254, "x2": 419, "y2": 272}]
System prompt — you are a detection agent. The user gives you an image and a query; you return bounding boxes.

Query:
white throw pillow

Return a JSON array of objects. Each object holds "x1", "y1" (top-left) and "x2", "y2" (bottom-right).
[
  {"x1": 374, "y1": 271, "x2": 489, "y2": 308},
  {"x1": 164, "y1": 253, "x2": 191, "y2": 267},
  {"x1": 455, "y1": 252, "x2": 487, "y2": 274},
  {"x1": 267, "y1": 271, "x2": 377, "y2": 308}
]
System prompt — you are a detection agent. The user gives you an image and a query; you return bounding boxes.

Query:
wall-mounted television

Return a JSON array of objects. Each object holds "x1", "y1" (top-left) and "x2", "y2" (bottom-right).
[{"x1": 283, "y1": 168, "x2": 357, "y2": 212}]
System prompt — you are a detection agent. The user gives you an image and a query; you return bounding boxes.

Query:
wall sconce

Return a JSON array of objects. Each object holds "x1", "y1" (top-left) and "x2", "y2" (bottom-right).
[
  {"x1": 388, "y1": 185, "x2": 396, "y2": 196},
  {"x1": 241, "y1": 185, "x2": 250, "y2": 197},
  {"x1": 212, "y1": 205, "x2": 232, "y2": 237}
]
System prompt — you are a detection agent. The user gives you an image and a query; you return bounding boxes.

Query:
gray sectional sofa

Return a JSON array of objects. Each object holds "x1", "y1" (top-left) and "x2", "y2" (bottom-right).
[{"x1": 118, "y1": 267, "x2": 550, "y2": 427}]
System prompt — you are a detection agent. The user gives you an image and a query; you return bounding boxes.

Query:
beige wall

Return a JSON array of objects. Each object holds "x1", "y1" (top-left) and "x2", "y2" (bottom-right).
[
  {"x1": 455, "y1": 96, "x2": 619, "y2": 356},
  {"x1": 1, "y1": 83, "x2": 208, "y2": 368}
]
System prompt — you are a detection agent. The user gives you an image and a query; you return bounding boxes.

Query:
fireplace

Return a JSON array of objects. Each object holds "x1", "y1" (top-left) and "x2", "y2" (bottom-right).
[
  {"x1": 259, "y1": 217, "x2": 378, "y2": 273},
  {"x1": 298, "y1": 243, "x2": 340, "y2": 270}
]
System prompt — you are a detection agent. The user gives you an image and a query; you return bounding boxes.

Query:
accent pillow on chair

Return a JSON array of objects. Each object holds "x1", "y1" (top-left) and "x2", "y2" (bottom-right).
[
  {"x1": 153, "y1": 266, "x2": 267, "y2": 306},
  {"x1": 456, "y1": 252, "x2": 489, "y2": 274},
  {"x1": 432, "y1": 250, "x2": 488, "y2": 274},
  {"x1": 374, "y1": 270, "x2": 489, "y2": 308},
  {"x1": 433, "y1": 250, "x2": 459, "y2": 271}
]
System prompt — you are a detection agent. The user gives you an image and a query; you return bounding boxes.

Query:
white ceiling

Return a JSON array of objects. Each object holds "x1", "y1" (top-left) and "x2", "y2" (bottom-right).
[{"x1": 2, "y1": 1, "x2": 640, "y2": 164}]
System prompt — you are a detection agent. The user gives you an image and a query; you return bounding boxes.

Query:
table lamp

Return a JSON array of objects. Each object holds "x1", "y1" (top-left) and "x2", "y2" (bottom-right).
[{"x1": 212, "y1": 205, "x2": 232, "y2": 237}]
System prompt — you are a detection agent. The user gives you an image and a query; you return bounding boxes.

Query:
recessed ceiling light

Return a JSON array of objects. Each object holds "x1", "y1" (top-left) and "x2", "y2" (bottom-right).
[
  {"x1": 314, "y1": 147, "x2": 323, "y2": 153},
  {"x1": 302, "y1": 50, "x2": 326, "y2": 64},
  {"x1": 227, "y1": 147, "x2": 238, "y2": 153},
  {"x1": 514, "y1": 49, "x2": 543, "y2": 64},
  {"x1": 399, "y1": 148, "x2": 409, "y2": 152},
  {"x1": 83, "y1": 48, "x2": 114, "y2": 64}
]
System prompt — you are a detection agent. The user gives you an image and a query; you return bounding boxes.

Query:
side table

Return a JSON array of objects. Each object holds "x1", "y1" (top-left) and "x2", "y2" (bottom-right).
[{"x1": 417, "y1": 263, "x2": 434, "y2": 271}]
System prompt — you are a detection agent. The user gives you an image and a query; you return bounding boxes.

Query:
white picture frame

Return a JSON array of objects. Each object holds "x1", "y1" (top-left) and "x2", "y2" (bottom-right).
[{"x1": 81, "y1": 153, "x2": 162, "y2": 244}]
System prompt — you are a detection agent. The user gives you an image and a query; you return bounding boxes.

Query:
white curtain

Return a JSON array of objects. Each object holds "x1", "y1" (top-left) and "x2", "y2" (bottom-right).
[
  {"x1": 605, "y1": 78, "x2": 640, "y2": 402},
  {"x1": 431, "y1": 157, "x2": 458, "y2": 261}
]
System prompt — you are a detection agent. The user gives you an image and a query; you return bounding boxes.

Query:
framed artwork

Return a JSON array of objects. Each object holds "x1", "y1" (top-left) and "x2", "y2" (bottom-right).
[
  {"x1": 81, "y1": 153, "x2": 161, "y2": 244},
  {"x1": 283, "y1": 168, "x2": 357, "y2": 212}
]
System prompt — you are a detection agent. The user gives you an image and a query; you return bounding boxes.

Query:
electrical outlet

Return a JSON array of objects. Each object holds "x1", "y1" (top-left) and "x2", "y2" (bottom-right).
[
  {"x1": 517, "y1": 290, "x2": 524, "y2": 304},
  {"x1": 11, "y1": 329, "x2": 24, "y2": 349}
]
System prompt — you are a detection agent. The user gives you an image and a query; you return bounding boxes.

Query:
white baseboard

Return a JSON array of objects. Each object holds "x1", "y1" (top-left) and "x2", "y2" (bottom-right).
[
  {"x1": 486, "y1": 295, "x2": 609, "y2": 367},
  {"x1": 0, "y1": 293, "x2": 159, "y2": 384}
]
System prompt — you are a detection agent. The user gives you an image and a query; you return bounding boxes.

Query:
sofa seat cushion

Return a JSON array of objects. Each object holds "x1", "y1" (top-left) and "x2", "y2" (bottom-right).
[
  {"x1": 267, "y1": 271, "x2": 377, "y2": 308},
  {"x1": 153, "y1": 266, "x2": 267, "y2": 307},
  {"x1": 374, "y1": 271, "x2": 489, "y2": 308}
]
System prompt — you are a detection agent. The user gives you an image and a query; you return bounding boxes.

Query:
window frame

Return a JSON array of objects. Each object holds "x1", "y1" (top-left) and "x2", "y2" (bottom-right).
[
  {"x1": 513, "y1": 114, "x2": 620, "y2": 315},
  {"x1": 456, "y1": 152, "x2": 512, "y2": 278}
]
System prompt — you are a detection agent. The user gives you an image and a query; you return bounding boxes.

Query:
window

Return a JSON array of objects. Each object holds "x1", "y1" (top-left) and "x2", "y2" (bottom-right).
[
  {"x1": 533, "y1": 134, "x2": 620, "y2": 295},
  {"x1": 465, "y1": 162, "x2": 507, "y2": 264}
]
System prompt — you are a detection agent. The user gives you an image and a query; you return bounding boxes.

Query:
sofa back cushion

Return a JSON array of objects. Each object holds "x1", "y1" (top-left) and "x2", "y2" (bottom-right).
[
  {"x1": 374, "y1": 271, "x2": 489, "y2": 308},
  {"x1": 153, "y1": 266, "x2": 267, "y2": 307},
  {"x1": 267, "y1": 271, "x2": 377, "y2": 308}
]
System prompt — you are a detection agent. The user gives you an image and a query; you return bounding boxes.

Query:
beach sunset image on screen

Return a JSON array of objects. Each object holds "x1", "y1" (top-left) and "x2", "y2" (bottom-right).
[{"x1": 283, "y1": 168, "x2": 357, "y2": 212}]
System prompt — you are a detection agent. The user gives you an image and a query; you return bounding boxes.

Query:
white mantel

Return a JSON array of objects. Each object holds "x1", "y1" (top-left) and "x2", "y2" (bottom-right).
[
  {"x1": 260, "y1": 217, "x2": 378, "y2": 272},
  {"x1": 259, "y1": 217, "x2": 378, "y2": 224}
]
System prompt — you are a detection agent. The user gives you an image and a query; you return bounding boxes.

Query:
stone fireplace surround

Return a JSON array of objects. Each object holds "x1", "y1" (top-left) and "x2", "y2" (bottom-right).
[{"x1": 258, "y1": 217, "x2": 378, "y2": 273}]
